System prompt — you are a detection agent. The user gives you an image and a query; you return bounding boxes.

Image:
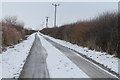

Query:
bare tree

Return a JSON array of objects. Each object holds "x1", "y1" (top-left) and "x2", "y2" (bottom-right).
[{"x1": 2, "y1": 16, "x2": 17, "y2": 25}]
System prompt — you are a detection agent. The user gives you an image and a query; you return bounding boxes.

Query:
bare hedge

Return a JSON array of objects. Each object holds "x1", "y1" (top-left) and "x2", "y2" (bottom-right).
[
  {"x1": 1, "y1": 16, "x2": 36, "y2": 47},
  {"x1": 41, "y1": 12, "x2": 120, "y2": 58}
]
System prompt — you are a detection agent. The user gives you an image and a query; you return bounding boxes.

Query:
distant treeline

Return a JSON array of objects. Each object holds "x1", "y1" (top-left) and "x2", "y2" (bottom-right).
[
  {"x1": 1, "y1": 16, "x2": 36, "y2": 47},
  {"x1": 41, "y1": 12, "x2": 120, "y2": 58}
]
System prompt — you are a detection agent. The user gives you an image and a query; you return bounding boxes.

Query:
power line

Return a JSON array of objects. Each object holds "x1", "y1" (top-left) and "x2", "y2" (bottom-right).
[{"x1": 52, "y1": 3, "x2": 60, "y2": 27}]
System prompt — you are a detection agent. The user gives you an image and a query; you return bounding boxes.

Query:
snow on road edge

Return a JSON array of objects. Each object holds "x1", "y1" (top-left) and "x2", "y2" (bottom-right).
[
  {"x1": 0, "y1": 54, "x2": 2, "y2": 80},
  {"x1": 40, "y1": 33, "x2": 119, "y2": 74},
  {"x1": 1, "y1": 33, "x2": 36, "y2": 78},
  {"x1": 38, "y1": 33, "x2": 89, "y2": 78}
]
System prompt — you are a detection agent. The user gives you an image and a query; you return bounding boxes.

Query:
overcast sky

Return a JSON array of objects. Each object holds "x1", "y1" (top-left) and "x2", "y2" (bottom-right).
[{"x1": 1, "y1": 2, "x2": 118, "y2": 30}]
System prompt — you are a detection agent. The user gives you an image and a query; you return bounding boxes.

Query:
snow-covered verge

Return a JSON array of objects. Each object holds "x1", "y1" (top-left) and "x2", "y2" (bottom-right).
[
  {"x1": 38, "y1": 33, "x2": 89, "y2": 78},
  {"x1": 0, "y1": 54, "x2": 2, "y2": 80},
  {"x1": 1, "y1": 33, "x2": 36, "y2": 78},
  {"x1": 41, "y1": 33, "x2": 119, "y2": 74}
]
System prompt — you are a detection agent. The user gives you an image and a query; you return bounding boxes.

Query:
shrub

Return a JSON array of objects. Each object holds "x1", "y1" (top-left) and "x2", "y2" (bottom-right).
[
  {"x1": 41, "y1": 12, "x2": 120, "y2": 58},
  {"x1": 2, "y1": 16, "x2": 25, "y2": 46}
]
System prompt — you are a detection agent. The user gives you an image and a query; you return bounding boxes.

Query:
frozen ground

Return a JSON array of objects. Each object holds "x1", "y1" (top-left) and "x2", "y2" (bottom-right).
[
  {"x1": 38, "y1": 33, "x2": 89, "y2": 78},
  {"x1": 1, "y1": 33, "x2": 35, "y2": 78},
  {"x1": 41, "y1": 33, "x2": 119, "y2": 74}
]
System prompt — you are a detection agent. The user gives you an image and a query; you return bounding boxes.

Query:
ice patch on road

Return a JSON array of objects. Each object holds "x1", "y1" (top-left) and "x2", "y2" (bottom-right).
[{"x1": 38, "y1": 33, "x2": 89, "y2": 78}]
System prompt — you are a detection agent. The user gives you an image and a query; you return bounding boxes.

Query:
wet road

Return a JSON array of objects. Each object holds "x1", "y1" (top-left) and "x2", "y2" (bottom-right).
[
  {"x1": 43, "y1": 36, "x2": 117, "y2": 79},
  {"x1": 19, "y1": 33, "x2": 118, "y2": 79},
  {"x1": 19, "y1": 34, "x2": 49, "y2": 78}
]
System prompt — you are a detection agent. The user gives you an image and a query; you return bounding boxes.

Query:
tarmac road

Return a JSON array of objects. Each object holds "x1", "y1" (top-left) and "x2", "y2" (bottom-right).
[
  {"x1": 19, "y1": 34, "x2": 49, "y2": 78},
  {"x1": 43, "y1": 36, "x2": 118, "y2": 79},
  {"x1": 18, "y1": 34, "x2": 118, "y2": 79}
]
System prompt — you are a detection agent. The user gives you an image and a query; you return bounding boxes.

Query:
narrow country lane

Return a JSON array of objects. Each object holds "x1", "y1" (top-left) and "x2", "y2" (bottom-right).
[
  {"x1": 18, "y1": 33, "x2": 118, "y2": 79},
  {"x1": 42, "y1": 35, "x2": 118, "y2": 79},
  {"x1": 19, "y1": 34, "x2": 49, "y2": 78}
]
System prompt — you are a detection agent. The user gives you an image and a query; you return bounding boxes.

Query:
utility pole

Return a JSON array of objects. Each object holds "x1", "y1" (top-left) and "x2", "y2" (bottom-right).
[
  {"x1": 52, "y1": 3, "x2": 60, "y2": 27},
  {"x1": 46, "y1": 17, "x2": 49, "y2": 28}
]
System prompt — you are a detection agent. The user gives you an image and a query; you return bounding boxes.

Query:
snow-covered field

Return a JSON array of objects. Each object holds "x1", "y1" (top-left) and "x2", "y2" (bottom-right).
[
  {"x1": 38, "y1": 33, "x2": 89, "y2": 78},
  {"x1": 1, "y1": 33, "x2": 35, "y2": 78},
  {"x1": 41, "y1": 33, "x2": 119, "y2": 74}
]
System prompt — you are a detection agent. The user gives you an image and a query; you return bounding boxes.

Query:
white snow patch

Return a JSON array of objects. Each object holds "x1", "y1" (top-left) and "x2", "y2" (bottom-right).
[
  {"x1": 2, "y1": 33, "x2": 36, "y2": 78},
  {"x1": 38, "y1": 33, "x2": 89, "y2": 78},
  {"x1": 41, "y1": 33, "x2": 119, "y2": 74},
  {"x1": 0, "y1": 54, "x2": 2, "y2": 80}
]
